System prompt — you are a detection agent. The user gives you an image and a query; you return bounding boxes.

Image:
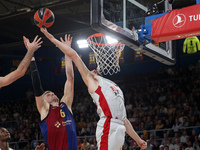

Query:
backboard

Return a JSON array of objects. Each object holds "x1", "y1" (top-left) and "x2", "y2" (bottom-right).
[{"x1": 90, "y1": 0, "x2": 176, "y2": 65}]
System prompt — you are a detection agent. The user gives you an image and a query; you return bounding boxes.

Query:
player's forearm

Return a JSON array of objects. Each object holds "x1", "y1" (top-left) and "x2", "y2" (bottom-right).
[
  {"x1": 44, "y1": 31, "x2": 91, "y2": 87},
  {"x1": 47, "y1": 35, "x2": 76, "y2": 60},
  {"x1": 0, "y1": 71, "x2": 21, "y2": 88},
  {"x1": 30, "y1": 59, "x2": 44, "y2": 97},
  {"x1": 41, "y1": 28, "x2": 75, "y2": 59},
  {"x1": 65, "y1": 55, "x2": 74, "y2": 80},
  {"x1": 17, "y1": 50, "x2": 34, "y2": 76},
  {"x1": 55, "y1": 40, "x2": 77, "y2": 60},
  {"x1": 124, "y1": 118, "x2": 142, "y2": 143}
]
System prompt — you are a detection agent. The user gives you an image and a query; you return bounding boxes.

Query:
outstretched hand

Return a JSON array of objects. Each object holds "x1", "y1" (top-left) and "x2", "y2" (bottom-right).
[
  {"x1": 60, "y1": 34, "x2": 73, "y2": 47},
  {"x1": 137, "y1": 140, "x2": 147, "y2": 149},
  {"x1": 35, "y1": 143, "x2": 45, "y2": 150},
  {"x1": 23, "y1": 35, "x2": 43, "y2": 53},
  {"x1": 41, "y1": 27, "x2": 72, "y2": 47},
  {"x1": 40, "y1": 27, "x2": 55, "y2": 41}
]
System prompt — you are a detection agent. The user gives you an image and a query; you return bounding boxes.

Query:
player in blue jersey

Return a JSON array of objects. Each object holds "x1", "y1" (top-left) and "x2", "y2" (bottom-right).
[{"x1": 29, "y1": 34, "x2": 78, "y2": 150}]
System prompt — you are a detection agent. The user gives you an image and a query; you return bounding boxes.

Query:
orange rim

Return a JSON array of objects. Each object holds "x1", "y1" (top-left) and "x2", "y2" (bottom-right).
[{"x1": 88, "y1": 33, "x2": 124, "y2": 47}]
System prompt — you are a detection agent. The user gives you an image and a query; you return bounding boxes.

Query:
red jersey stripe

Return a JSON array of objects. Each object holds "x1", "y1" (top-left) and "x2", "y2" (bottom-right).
[
  {"x1": 95, "y1": 86, "x2": 112, "y2": 118},
  {"x1": 99, "y1": 117, "x2": 111, "y2": 150}
]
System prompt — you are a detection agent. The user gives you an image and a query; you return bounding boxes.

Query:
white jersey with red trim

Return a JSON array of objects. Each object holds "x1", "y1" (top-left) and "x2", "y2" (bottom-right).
[{"x1": 89, "y1": 76, "x2": 126, "y2": 121}]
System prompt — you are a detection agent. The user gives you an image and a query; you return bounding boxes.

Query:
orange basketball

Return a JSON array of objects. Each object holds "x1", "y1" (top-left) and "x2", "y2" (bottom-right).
[{"x1": 34, "y1": 8, "x2": 55, "y2": 28}]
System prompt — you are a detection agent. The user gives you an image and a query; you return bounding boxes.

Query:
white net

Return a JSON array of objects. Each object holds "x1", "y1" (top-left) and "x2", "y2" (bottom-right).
[{"x1": 88, "y1": 33, "x2": 125, "y2": 75}]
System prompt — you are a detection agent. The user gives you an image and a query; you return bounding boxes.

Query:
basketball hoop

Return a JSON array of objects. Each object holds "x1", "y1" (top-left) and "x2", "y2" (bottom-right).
[{"x1": 87, "y1": 33, "x2": 125, "y2": 75}]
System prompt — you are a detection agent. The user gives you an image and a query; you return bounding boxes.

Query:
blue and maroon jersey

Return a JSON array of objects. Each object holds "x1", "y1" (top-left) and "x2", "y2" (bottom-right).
[{"x1": 39, "y1": 102, "x2": 78, "y2": 150}]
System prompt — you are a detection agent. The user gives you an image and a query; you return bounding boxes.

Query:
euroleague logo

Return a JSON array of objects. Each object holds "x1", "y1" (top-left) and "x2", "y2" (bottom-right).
[{"x1": 173, "y1": 14, "x2": 186, "y2": 28}]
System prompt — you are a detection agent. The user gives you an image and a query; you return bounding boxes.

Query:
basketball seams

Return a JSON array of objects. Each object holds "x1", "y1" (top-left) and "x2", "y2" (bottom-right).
[
  {"x1": 42, "y1": 9, "x2": 51, "y2": 23},
  {"x1": 34, "y1": 10, "x2": 41, "y2": 22},
  {"x1": 34, "y1": 10, "x2": 42, "y2": 28},
  {"x1": 34, "y1": 8, "x2": 55, "y2": 28},
  {"x1": 38, "y1": 8, "x2": 46, "y2": 20},
  {"x1": 43, "y1": 9, "x2": 55, "y2": 27}
]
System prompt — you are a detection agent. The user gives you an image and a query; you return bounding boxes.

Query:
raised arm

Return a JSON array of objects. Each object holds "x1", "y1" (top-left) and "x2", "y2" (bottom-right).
[
  {"x1": 59, "y1": 34, "x2": 74, "y2": 109},
  {"x1": 124, "y1": 118, "x2": 147, "y2": 149},
  {"x1": 0, "y1": 36, "x2": 42, "y2": 88},
  {"x1": 41, "y1": 28, "x2": 98, "y2": 93},
  {"x1": 30, "y1": 57, "x2": 49, "y2": 120}
]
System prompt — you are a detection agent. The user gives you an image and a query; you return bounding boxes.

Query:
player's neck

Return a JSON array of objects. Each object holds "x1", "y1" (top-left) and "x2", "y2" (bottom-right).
[
  {"x1": 51, "y1": 101, "x2": 59, "y2": 107},
  {"x1": 0, "y1": 141, "x2": 10, "y2": 150}
]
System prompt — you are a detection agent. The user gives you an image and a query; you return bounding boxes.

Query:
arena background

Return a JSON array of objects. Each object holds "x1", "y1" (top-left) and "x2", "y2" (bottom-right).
[{"x1": 0, "y1": 0, "x2": 198, "y2": 100}]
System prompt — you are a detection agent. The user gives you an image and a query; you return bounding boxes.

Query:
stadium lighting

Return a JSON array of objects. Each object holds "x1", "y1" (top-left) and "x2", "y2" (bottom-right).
[
  {"x1": 77, "y1": 40, "x2": 88, "y2": 48},
  {"x1": 105, "y1": 36, "x2": 118, "y2": 44}
]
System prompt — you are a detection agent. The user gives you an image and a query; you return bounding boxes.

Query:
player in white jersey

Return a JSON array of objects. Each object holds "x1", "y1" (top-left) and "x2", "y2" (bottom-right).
[
  {"x1": 90, "y1": 76, "x2": 127, "y2": 149},
  {"x1": 90, "y1": 76, "x2": 126, "y2": 120},
  {"x1": 41, "y1": 28, "x2": 147, "y2": 150}
]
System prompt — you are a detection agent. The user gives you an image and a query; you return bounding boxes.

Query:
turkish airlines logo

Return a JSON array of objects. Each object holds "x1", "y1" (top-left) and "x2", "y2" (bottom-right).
[{"x1": 173, "y1": 14, "x2": 186, "y2": 28}]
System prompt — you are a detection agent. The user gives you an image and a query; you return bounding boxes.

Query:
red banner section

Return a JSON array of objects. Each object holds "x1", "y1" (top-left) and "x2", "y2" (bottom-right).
[{"x1": 151, "y1": 4, "x2": 200, "y2": 43}]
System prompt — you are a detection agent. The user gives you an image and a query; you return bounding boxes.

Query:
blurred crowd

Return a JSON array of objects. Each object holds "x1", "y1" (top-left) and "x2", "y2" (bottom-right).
[{"x1": 1, "y1": 61, "x2": 200, "y2": 150}]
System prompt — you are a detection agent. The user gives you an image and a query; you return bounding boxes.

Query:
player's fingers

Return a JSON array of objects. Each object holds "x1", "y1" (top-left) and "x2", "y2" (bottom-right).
[
  {"x1": 70, "y1": 37, "x2": 73, "y2": 43},
  {"x1": 23, "y1": 36, "x2": 30, "y2": 43},
  {"x1": 67, "y1": 34, "x2": 71, "y2": 41},
  {"x1": 40, "y1": 28, "x2": 47, "y2": 34},
  {"x1": 37, "y1": 41, "x2": 43, "y2": 46},
  {"x1": 40, "y1": 28, "x2": 44, "y2": 32},
  {"x1": 23, "y1": 36, "x2": 29, "y2": 48},
  {"x1": 43, "y1": 28, "x2": 47, "y2": 33},
  {"x1": 27, "y1": 38, "x2": 30, "y2": 43},
  {"x1": 142, "y1": 143, "x2": 147, "y2": 149},
  {"x1": 38, "y1": 41, "x2": 43, "y2": 44},
  {"x1": 41, "y1": 143, "x2": 45, "y2": 146},
  {"x1": 64, "y1": 34, "x2": 67, "y2": 41},
  {"x1": 36, "y1": 37, "x2": 42, "y2": 43},
  {"x1": 35, "y1": 145, "x2": 39, "y2": 150},
  {"x1": 60, "y1": 37, "x2": 64, "y2": 43},
  {"x1": 40, "y1": 143, "x2": 45, "y2": 149},
  {"x1": 23, "y1": 36, "x2": 27, "y2": 44},
  {"x1": 33, "y1": 35, "x2": 39, "y2": 42}
]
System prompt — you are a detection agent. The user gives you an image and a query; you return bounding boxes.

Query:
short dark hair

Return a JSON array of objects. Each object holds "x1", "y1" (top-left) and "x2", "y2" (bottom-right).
[{"x1": 43, "y1": 90, "x2": 53, "y2": 95}]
